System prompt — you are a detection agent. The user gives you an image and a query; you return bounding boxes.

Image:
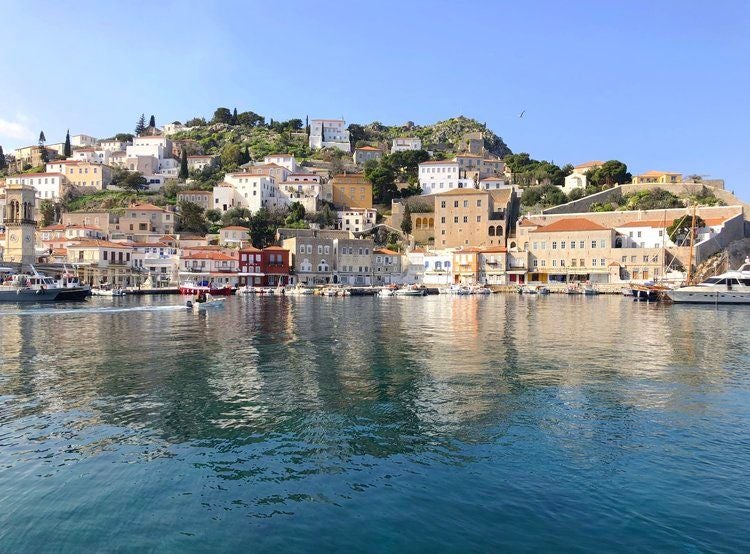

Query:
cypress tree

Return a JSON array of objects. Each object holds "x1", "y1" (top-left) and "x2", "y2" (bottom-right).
[
  {"x1": 149, "y1": 114, "x2": 156, "y2": 128},
  {"x1": 63, "y1": 130, "x2": 72, "y2": 157},
  {"x1": 243, "y1": 146, "x2": 251, "y2": 165},
  {"x1": 401, "y1": 202, "x2": 413, "y2": 235},
  {"x1": 39, "y1": 131, "x2": 48, "y2": 163},
  {"x1": 135, "y1": 114, "x2": 146, "y2": 135},
  {"x1": 305, "y1": 115, "x2": 310, "y2": 137},
  {"x1": 179, "y1": 148, "x2": 189, "y2": 179},
  {"x1": 232, "y1": 108, "x2": 238, "y2": 125},
  {"x1": 0, "y1": 145, "x2": 6, "y2": 170}
]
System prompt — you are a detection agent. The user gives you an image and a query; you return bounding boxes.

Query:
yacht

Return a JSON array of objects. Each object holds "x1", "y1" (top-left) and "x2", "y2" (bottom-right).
[
  {"x1": 0, "y1": 267, "x2": 89, "y2": 302},
  {"x1": 667, "y1": 257, "x2": 750, "y2": 304}
]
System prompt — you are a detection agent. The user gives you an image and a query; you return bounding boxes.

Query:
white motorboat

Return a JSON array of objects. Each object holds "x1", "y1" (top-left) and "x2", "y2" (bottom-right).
[
  {"x1": 394, "y1": 285, "x2": 426, "y2": 296},
  {"x1": 667, "y1": 257, "x2": 750, "y2": 304},
  {"x1": 91, "y1": 285, "x2": 126, "y2": 297},
  {"x1": 187, "y1": 293, "x2": 226, "y2": 312},
  {"x1": 0, "y1": 266, "x2": 89, "y2": 302},
  {"x1": 470, "y1": 285, "x2": 492, "y2": 295},
  {"x1": 378, "y1": 286, "x2": 397, "y2": 297}
]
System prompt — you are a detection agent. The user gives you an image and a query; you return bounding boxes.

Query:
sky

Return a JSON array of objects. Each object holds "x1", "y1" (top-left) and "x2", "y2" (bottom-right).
[{"x1": 2, "y1": 0, "x2": 749, "y2": 196}]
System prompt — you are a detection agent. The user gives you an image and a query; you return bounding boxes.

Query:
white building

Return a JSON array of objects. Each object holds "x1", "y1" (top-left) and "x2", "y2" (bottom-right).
[
  {"x1": 479, "y1": 177, "x2": 511, "y2": 190},
  {"x1": 212, "y1": 183, "x2": 236, "y2": 213},
  {"x1": 309, "y1": 119, "x2": 351, "y2": 152},
  {"x1": 562, "y1": 161, "x2": 603, "y2": 195},
  {"x1": 391, "y1": 137, "x2": 422, "y2": 153},
  {"x1": 338, "y1": 208, "x2": 377, "y2": 233},
  {"x1": 129, "y1": 241, "x2": 179, "y2": 286},
  {"x1": 187, "y1": 155, "x2": 217, "y2": 172},
  {"x1": 263, "y1": 154, "x2": 297, "y2": 172},
  {"x1": 423, "y1": 251, "x2": 453, "y2": 285},
  {"x1": 286, "y1": 172, "x2": 322, "y2": 183},
  {"x1": 126, "y1": 135, "x2": 173, "y2": 159},
  {"x1": 418, "y1": 160, "x2": 472, "y2": 195},
  {"x1": 71, "y1": 134, "x2": 97, "y2": 148},
  {"x1": 278, "y1": 181, "x2": 321, "y2": 213},
  {"x1": 70, "y1": 148, "x2": 111, "y2": 165},
  {"x1": 373, "y1": 248, "x2": 403, "y2": 284},
  {"x1": 5, "y1": 173, "x2": 66, "y2": 201},
  {"x1": 99, "y1": 139, "x2": 129, "y2": 153}
]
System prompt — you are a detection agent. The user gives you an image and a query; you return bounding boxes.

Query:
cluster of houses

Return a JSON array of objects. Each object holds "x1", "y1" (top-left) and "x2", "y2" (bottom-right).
[{"x1": 0, "y1": 120, "x2": 745, "y2": 289}]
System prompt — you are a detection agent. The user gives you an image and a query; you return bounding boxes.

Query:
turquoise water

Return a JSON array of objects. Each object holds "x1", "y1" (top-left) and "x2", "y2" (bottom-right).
[{"x1": 1, "y1": 295, "x2": 749, "y2": 552}]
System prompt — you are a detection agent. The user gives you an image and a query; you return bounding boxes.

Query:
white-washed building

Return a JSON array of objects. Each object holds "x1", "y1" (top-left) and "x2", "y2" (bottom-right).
[
  {"x1": 309, "y1": 119, "x2": 351, "y2": 152},
  {"x1": 391, "y1": 137, "x2": 422, "y2": 153}
]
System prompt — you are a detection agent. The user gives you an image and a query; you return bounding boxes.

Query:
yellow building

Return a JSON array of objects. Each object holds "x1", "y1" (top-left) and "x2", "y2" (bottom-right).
[
  {"x1": 330, "y1": 174, "x2": 373, "y2": 209},
  {"x1": 45, "y1": 160, "x2": 113, "y2": 189},
  {"x1": 632, "y1": 171, "x2": 682, "y2": 184}
]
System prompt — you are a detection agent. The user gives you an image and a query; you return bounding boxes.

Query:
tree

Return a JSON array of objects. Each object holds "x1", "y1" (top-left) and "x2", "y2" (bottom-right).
[
  {"x1": 285, "y1": 202, "x2": 306, "y2": 226},
  {"x1": 38, "y1": 131, "x2": 48, "y2": 163},
  {"x1": 113, "y1": 169, "x2": 148, "y2": 191},
  {"x1": 364, "y1": 159, "x2": 397, "y2": 203},
  {"x1": 179, "y1": 148, "x2": 189, "y2": 179},
  {"x1": 115, "y1": 133, "x2": 134, "y2": 142},
  {"x1": 162, "y1": 179, "x2": 181, "y2": 200},
  {"x1": 236, "y1": 111, "x2": 264, "y2": 127},
  {"x1": 221, "y1": 207, "x2": 253, "y2": 228},
  {"x1": 135, "y1": 114, "x2": 146, "y2": 135},
  {"x1": 212, "y1": 107, "x2": 233, "y2": 124},
  {"x1": 186, "y1": 117, "x2": 207, "y2": 127},
  {"x1": 587, "y1": 160, "x2": 631, "y2": 187},
  {"x1": 63, "y1": 130, "x2": 72, "y2": 158},
  {"x1": 287, "y1": 118, "x2": 303, "y2": 130},
  {"x1": 667, "y1": 214, "x2": 707, "y2": 243},
  {"x1": 177, "y1": 200, "x2": 208, "y2": 233},
  {"x1": 305, "y1": 115, "x2": 310, "y2": 137},
  {"x1": 567, "y1": 188, "x2": 586, "y2": 201},
  {"x1": 205, "y1": 209, "x2": 222, "y2": 223},
  {"x1": 231, "y1": 108, "x2": 238, "y2": 125},
  {"x1": 248, "y1": 208, "x2": 284, "y2": 248},
  {"x1": 0, "y1": 145, "x2": 6, "y2": 171},
  {"x1": 401, "y1": 202, "x2": 413, "y2": 235},
  {"x1": 39, "y1": 199, "x2": 56, "y2": 227},
  {"x1": 149, "y1": 115, "x2": 156, "y2": 128},
  {"x1": 220, "y1": 143, "x2": 243, "y2": 169}
]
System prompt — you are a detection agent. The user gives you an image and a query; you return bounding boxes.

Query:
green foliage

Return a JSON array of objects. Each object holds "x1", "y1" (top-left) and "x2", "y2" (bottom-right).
[
  {"x1": 620, "y1": 188, "x2": 682, "y2": 211},
  {"x1": 220, "y1": 143, "x2": 243, "y2": 169},
  {"x1": 520, "y1": 184, "x2": 567, "y2": 210},
  {"x1": 221, "y1": 207, "x2": 253, "y2": 228},
  {"x1": 114, "y1": 133, "x2": 134, "y2": 142},
  {"x1": 135, "y1": 114, "x2": 146, "y2": 135},
  {"x1": 212, "y1": 107, "x2": 233, "y2": 125},
  {"x1": 179, "y1": 148, "x2": 188, "y2": 179},
  {"x1": 285, "y1": 202, "x2": 307, "y2": 227},
  {"x1": 687, "y1": 186, "x2": 725, "y2": 207},
  {"x1": 566, "y1": 188, "x2": 586, "y2": 201},
  {"x1": 63, "y1": 130, "x2": 72, "y2": 158},
  {"x1": 205, "y1": 209, "x2": 222, "y2": 223},
  {"x1": 248, "y1": 208, "x2": 286, "y2": 248},
  {"x1": 39, "y1": 199, "x2": 57, "y2": 227},
  {"x1": 364, "y1": 159, "x2": 397, "y2": 203},
  {"x1": 401, "y1": 202, "x2": 413, "y2": 235},
  {"x1": 506, "y1": 153, "x2": 569, "y2": 186},
  {"x1": 149, "y1": 115, "x2": 156, "y2": 128},
  {"x1": 307, "y1": 203, "x2": 337, "y2": 228},
  {"x1": 667, "y1": 215, "x2": 707, "y2": 242},
  {"x1": 586, "y1": 160, "x2": 631, "y2": 188},
  {"x1": 177, "y1": 200, "x2": 208, "y2": 233},
  {"x1": 162, "y1": 179, "x2": 182, "y2": 201},
  {"x1": 590, "y1": 202, "x2": 617, "y2": 212},
  {"x1": 111, "y1": 167, "x2": 148, "y2": 191},
  {"x1": 189, "y1": 164, "x2": 224, "y2": 190},
  {"x1": 0, "y1": 146, "x2": 7, "y2": 171},
  {"x1": 185, "y1": 117, "x2": 206, "y2": 127}
]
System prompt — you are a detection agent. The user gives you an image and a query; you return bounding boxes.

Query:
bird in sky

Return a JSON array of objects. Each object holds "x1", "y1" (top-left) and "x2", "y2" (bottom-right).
[{"x1": 518, "y1": 110, "x2": 526, "y2": 118}]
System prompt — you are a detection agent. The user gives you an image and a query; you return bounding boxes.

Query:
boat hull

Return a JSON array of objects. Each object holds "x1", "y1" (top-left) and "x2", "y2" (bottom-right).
[
  {"x1": 180, "y1": 285, "x2": 235, "y2": 296},
  {"x1": 667, "y1": 289, "x2": 750, "y2": 304},
  {"x1": 0, "y1": 286, "x2": 89, "y2": 303}
]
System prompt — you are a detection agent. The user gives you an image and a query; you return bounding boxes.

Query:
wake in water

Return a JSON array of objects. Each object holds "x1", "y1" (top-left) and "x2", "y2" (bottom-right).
[{"x1": 0, "y1": 304, "x2": 188, "y2": 317}]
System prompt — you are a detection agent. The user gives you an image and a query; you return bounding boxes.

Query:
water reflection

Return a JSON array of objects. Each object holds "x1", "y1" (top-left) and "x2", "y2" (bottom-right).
[{"x1": 1, "y1": 295, "x2": 749, "y2": 551}]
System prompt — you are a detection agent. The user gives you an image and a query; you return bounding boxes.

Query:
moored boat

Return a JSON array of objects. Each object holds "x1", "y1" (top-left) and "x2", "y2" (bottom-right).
[
  {"x1": 667, "y1": 257, "x2": 750, "y2": 304},
  {"x1": 179, "y1": 281, "x2": 235, "y2": 296},
  {"x1": 0, "y1": 267, "x2": 89, "y2": 303}
]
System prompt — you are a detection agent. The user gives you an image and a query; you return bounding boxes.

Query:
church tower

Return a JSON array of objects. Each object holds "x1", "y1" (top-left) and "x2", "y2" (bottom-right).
[{"x1": 3, "y1": 183, "x2": 37, "y2": 268}]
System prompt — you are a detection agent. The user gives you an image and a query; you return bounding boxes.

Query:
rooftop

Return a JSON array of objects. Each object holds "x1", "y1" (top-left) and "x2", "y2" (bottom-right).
[
  {"x1": 531, "y1": 218, "x2": 611, "y2": 233},
  {"x1": 575, "y1": 160, "x2": 604, "y2": 169}
]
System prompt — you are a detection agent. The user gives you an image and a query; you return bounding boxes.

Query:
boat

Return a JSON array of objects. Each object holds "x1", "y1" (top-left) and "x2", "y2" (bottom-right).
[
  {"x1": 378, "y1": 287, "x2": 396, "y2": 297},
  {"x1": 286, "y1": 284, "x2": 315, "y2": 295},
  {"x1": 666, "y1": 257, "x2": 750, "y2": 304},
  {"x1": 237, "y1": 285, "x2": 257, "y2": 295},
  {"x1": 186, "y1": 293, "x2": 226, "y2": 312},
  {"x1": 0, "y1": 266, "x2": 90, "y2": 303},
  {"x1": 536, "y1": 286, "x2": 550, "y2": 295},
  {"x1": 583, "y1": 283, "x2": 598, "y2": 296},
  {"x1": 349, "y1": 287, "x2": 379, "y2": 296},
  {"x1": 179, "y1": 281, "x2": 235, "y2": 296},
  {"x1": 470, "y1": 285, "x2": 492, "y2": 295},
  {"x1": 448, "y1": 284, "x2": 471, "y2": 295},
  {"x1": 630, "y1": 282, "x2": 671, "y2": 302},
  {"x1": 91, "y1": 284, "x2": 127, "y2": 297},
  {"x1": 519, "y1": 285, "x2": 537, "y2": 294},
  {"x1": 565, "y1": 284, "x2": 583, "y2": 295},
  {"x1": 394, "y1": 285, "x2": 427, "y2": 296}
]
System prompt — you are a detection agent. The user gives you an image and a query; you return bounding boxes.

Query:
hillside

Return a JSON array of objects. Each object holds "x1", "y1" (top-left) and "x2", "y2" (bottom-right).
[{"x1": 169, "y1": 113, "x2": 512, "y2": 165}]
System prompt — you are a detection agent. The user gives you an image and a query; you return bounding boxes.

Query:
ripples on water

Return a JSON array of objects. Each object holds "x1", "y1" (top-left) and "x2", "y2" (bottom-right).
[{"x1": 1, "y1": 295, "x2": 749, "y2": 552}]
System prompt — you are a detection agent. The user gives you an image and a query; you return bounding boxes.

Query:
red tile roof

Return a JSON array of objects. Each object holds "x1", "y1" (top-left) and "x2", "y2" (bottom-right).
[
  {"x1": 221, "y1": 226, "x2": 249, "y2": 231},
  {"x1": 531, "y1": 218, "x2": 611, "y2": 233},
  {"x1": 127, "y1": 203, "x2": 168, "y2": 212},
  {"x1": 182, "y1": 252, "x2": 237, "y2": 261}
]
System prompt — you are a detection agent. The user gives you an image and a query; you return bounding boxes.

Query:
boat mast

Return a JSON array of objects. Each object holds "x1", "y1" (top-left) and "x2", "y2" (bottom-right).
[{"x1": 686, "y1": 204, "x2": 697, "y2": 285}]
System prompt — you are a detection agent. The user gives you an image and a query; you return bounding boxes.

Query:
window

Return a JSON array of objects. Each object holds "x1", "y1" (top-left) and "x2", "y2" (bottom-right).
[
  {"x1": 600, "y1": 240, "x2": 606, "y2": 248},
  {"x1": 643, "y1": 256, "x2": 649, "y2": 262},
  {"x1": 571, "y1": 259, "x2": 577, "y2": 267},
  {"x1": 476, "y1": 216, "x2": 481, "y2": 222},
  {"x1": 561, "y1": 259, "x2": 565, "y2": 267},
  {"x1": 592, "y1": 259, "x2": 597, "y2": 266},
  {"x1": 454, "y1": 201, "x2": 459, "y2": 208},
  {"x1": 541, "y1": 241, "x2": 546, "y2": 250},
  {"x1": 324, "y1": 246, "x2": 330, "y2": 254},
  {"x1": 552, "y1": 241, "x2": 557, "y2": 250},
  {"x1": 463, "y1": 216, "x2": 468, "y2": 223},
  {"x1": 570, "y1": 241, "x2": 575, "y2": 249},
  {"x1": 552, "y1": 260, "x2": 557, "y2": 267},
  {"x1": 561, "y1": 241, "x2": 566, "y2": 249},
  {"x1": 622, "y1": 255, "x2": 627, "y2": 262},
  {"x1": 454, "y1": 216, "x2": 459, "y2": 223},
  {"x1": 307, "y1": 245, "x2": 312, "y2": 254},
  {"x1": 601, "y1": 258, "x2": 606, "y2": 266},
  {"x1": 440, "y1": 201, "x2": 446, "y2": 208},
  {"x1": 533, "y1": 242, "x2": 538, "y2": 250},
  {"x1": 541, "y1": 260, "x2": 546, "y2": 267},
  {"x1": 579, "y1": 241, "x2": 584, "y2": 248},
  {"x1": 637, "y1": 231, "x2": 642, "y2": 238},
  {"x1": 476, "y1": 200, "x2": 482, "y2": 207},
  {"x1": 631, "y1": 256, "x2": 636, "y2": 262},
  {"x1": 591, "y1": 241, "x2": 597, "y2": 248},
  {"x1": 579, "y1": 259, "x2": 584, "y2": 267},
  {"x1": 441, "y1": 217, "x2": 446, "y2": 223}
]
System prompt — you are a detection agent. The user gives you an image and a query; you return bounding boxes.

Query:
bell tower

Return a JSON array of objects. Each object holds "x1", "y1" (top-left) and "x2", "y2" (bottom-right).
[{"x1": 3, "y1": 183, "x2": 37, "y2": 269}]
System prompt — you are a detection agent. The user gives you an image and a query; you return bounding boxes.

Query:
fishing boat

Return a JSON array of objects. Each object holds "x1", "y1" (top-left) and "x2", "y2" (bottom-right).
[
  {"x1": 536, "y1": 286, "x2": 550, "y2": 295},
  {"x1": 630, "y1": 282, "x2": 671, "y2": 302},
  {"x1": 286, "y1": 284, "x2": 315, "y2": 295},
  {"x1": 519, "y1": 285, "x2": 537, "y2": 295},
  {"x1": 447, "y1": 284, "x2": 471, "y2": 295},
  {"x1": 470, "y1": 285, "x2": 492, "y2": 295},
  {"x1": 179, "y1": 280, "x2": 235, "y2": 296},
  {"x1": 667, "y1": 257, "x2": 750, "y2": 304},
  {"x1": 0, "y1": 266, "x2": 89, "y2": 303},
  {"x1": 565, "y1": 283, "x2": 582, "y2": 295},
  {"x1": 378, "y1": 287, "x2": 396, "y2": 297},
  {"x1": 583, "y1": 283, "x2": 598, "y2": 296}
]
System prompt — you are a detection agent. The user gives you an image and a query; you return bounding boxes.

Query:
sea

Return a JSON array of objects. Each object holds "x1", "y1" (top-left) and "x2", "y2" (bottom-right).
[{"x1": 1, "y1": 294, "x2": 749, "y2": 552}]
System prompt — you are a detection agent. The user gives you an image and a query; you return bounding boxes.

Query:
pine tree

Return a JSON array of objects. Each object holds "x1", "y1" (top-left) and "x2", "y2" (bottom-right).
[
  {"x1": 305, "y1": 115, "x2": 310, "y2": 137},
  {"x1": 0, "y1": 145, "x2": 6, "y2": 170},
  {"x1": 179, "y1": 148, "x2": 189, "y2": 179},
  {"x1": 149, "y1": 114, "x2": 156, "y2": 128},
  {"x1": 232, "y1": 108, "x2": 238, "y2": 125},
  {"x1": 320, "y1": 121, "x2": 325, "y2": 142},
  {"x1": 401, "y1": 202, "x2": 413, "y2": 235},
  {"x1": 135, "y1": 114, "x2": 146, "y2": 135},
  {"x1": 63, "y1": 130, "x2": 72, "y2": 157}
]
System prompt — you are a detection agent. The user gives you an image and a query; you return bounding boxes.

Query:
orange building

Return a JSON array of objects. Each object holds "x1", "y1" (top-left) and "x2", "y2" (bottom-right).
[{"x1": 330, "y1": 174, "x2": 373, "y2": 209}]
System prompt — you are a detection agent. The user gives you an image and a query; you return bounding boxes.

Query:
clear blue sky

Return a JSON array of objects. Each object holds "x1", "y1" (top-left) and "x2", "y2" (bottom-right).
[{"x1": 2, "y1": 1, "x2": 749, "y2": 196}]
